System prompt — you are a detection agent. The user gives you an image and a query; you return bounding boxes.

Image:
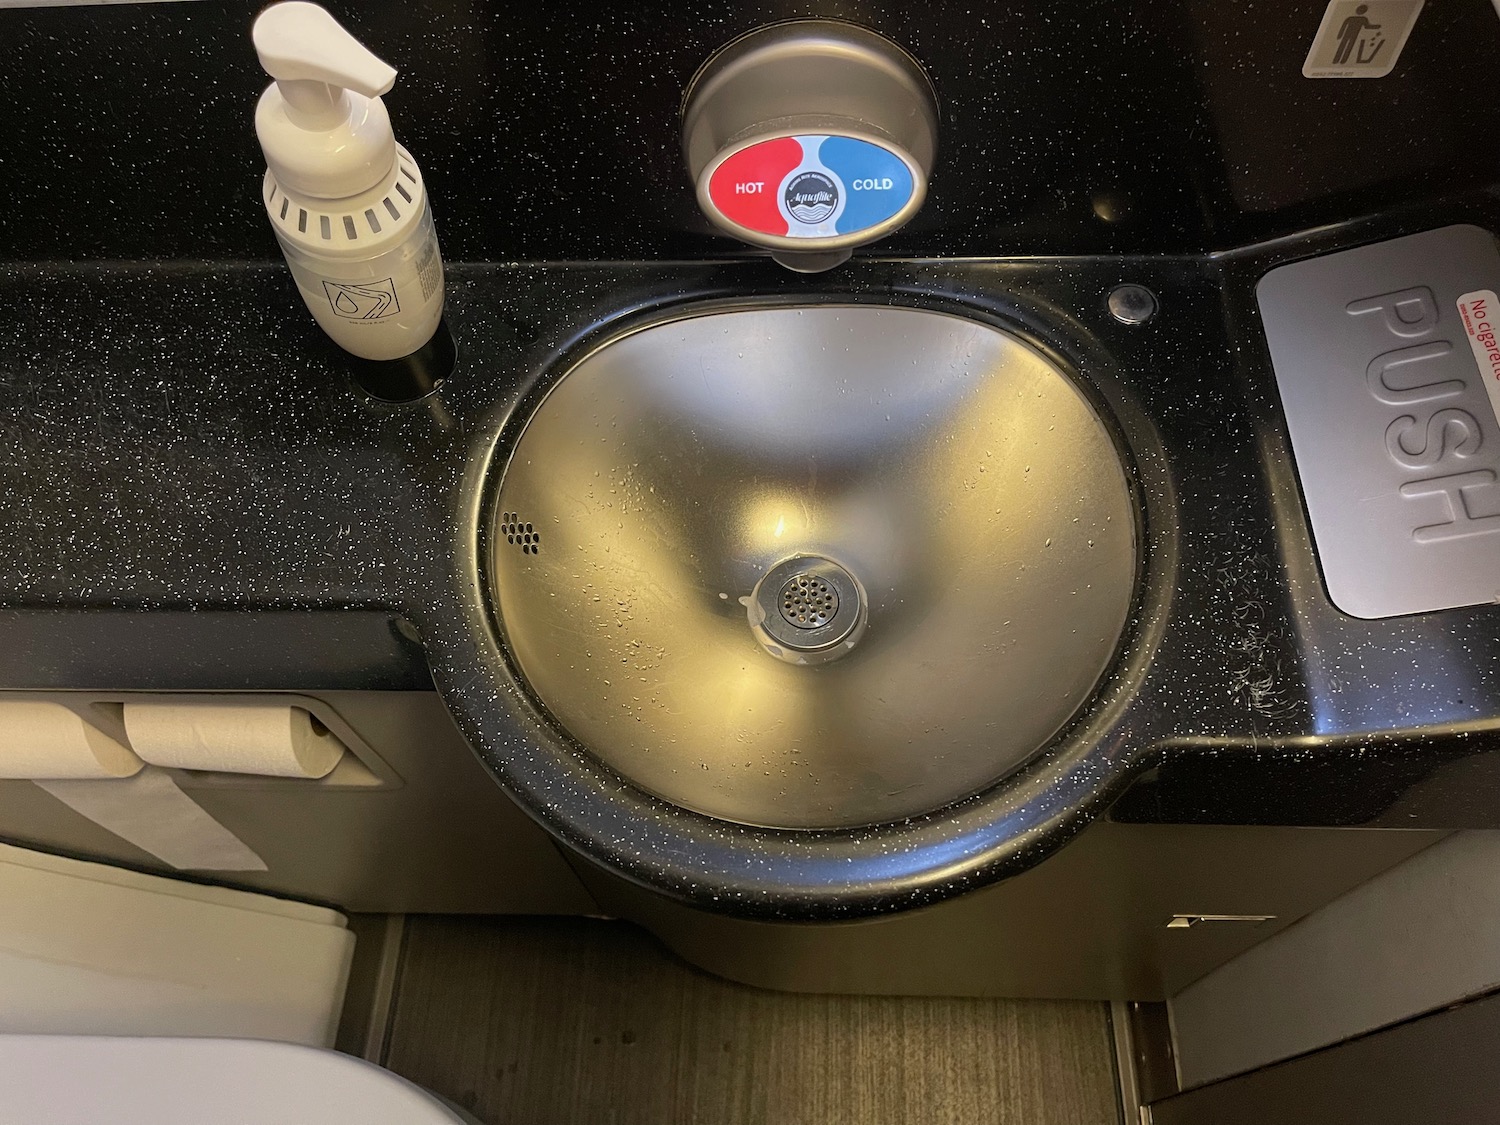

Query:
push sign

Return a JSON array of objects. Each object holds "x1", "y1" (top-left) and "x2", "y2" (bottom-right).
[{"x1": 706, "y1": 135, "x2": 918, "y2": 241}]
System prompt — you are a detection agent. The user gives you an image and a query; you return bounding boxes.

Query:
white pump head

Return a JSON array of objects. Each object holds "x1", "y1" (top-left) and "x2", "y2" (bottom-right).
[{"x1": 253, "y1": 2, "x2": 399, "y2": 199}]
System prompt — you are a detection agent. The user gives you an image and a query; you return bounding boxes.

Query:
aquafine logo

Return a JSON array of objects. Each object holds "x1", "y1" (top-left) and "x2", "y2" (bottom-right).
[{"x1": 785, "y1": 171, "x2": 838, "y2": 224}]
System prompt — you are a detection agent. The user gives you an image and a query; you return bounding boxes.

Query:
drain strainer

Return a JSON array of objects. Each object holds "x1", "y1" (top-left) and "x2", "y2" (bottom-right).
[
  {"x1": 780, "y1": 574, "x2": 838, "y2": 628},
  {"x1": 750, "y1": 556, "x2": 865, "y2": 664}
]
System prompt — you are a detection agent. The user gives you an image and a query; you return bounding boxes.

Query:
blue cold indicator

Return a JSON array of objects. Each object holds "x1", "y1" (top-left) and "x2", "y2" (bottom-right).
[{"x1": 818, "y1": 137, "x2": 915, "y2": 235}]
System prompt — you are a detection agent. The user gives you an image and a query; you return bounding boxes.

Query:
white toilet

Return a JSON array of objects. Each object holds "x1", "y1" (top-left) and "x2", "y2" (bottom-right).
[
  {"x1": 0, "y1": 845, "x2": 481, "y2": 1124},
  {"x1": 0, "y1": 1036, "x2": 482, "y2": 1125}
]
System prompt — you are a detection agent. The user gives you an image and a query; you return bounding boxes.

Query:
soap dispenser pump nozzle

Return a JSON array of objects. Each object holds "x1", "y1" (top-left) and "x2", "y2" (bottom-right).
[
  {"x1": 252, "y1": 0, "x2": 396, "y2": 103},
  {"x1": 252, "y1": 1, "x2": 399, "y2": 198}
]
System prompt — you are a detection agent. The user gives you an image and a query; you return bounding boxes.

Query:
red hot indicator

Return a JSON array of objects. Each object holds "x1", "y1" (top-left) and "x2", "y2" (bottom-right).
[{"x1": 706, "y1": 137, "x2": 802, "y2": 236}]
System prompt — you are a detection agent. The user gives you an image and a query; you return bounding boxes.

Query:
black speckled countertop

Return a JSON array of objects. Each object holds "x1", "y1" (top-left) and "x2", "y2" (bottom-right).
[
  {"x1": 4, "y1": 0, "x2": 1500, "y2": 917},
  {"x1": 8, "y1": 225, "x2": 1500, "y2": 917}
]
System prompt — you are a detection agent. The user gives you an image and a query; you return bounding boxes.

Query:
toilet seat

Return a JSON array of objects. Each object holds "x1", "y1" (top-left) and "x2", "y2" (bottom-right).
[{"x1": 0, "y1": 1035, "x2": 473, "y2": 1125}]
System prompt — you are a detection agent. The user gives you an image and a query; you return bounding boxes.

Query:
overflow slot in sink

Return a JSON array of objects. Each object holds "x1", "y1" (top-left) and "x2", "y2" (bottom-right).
[{"x1": 500, "y1": 513, "x2": 541, "y2": 555}]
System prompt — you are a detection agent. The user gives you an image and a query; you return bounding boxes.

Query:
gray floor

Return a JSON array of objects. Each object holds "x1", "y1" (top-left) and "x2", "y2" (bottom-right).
[{"x1": 383, "y1": 916, "x2": 1121, "y2": 1125}]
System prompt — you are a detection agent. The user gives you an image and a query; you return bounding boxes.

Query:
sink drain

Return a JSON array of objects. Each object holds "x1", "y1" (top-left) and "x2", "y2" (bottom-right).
[
  {"x1": 751, "y1": 556, "x2": 865, "y2": 664},
  {"x1": 779, "y1": 574, "x2": 838, "y2": 628}
]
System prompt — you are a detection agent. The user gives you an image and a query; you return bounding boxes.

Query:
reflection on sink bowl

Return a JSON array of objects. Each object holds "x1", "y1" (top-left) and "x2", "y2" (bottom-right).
[{"x1": 490, "y1": 305, "x2": 1137, "y2": 830}]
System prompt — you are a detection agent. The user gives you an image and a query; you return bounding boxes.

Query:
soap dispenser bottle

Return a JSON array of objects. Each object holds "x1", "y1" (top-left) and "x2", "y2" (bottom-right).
[{"x1": 252, "y1": 2, "x2": 445, "y2": 365}]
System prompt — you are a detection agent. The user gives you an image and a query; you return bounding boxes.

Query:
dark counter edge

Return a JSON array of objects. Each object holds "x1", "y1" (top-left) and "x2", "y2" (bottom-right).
[{"x1": 0, "y1": 609, "x2": 431, "y2": 691}]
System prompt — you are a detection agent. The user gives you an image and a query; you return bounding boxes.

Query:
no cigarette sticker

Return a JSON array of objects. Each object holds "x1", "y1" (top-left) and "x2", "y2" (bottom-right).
[{"x1": 1458, "y1": 289, "x2": 1500, "y2": 427}]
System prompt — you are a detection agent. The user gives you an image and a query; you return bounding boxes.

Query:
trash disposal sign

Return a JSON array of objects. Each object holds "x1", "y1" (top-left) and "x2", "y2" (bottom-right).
[{"x1": 1302, "y1": 0, "x2": 1424, "y2": 79}]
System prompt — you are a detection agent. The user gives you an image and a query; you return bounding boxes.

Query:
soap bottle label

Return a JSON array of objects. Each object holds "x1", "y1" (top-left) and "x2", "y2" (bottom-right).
[{"x1": 275, "y1": 197, "x2": 445, "y2": 362}]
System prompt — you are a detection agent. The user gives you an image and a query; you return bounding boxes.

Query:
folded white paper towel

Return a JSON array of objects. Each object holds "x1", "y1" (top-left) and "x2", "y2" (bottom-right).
[
  {"x1": 123, "y1": 704, "x2": 346, "y2": 779},
  {"x1": 0, "y1": 701, "x2": 144, "y2": 779},
  {"x1": 38, "y1": 767, "x2": 268, "y2": 871}
]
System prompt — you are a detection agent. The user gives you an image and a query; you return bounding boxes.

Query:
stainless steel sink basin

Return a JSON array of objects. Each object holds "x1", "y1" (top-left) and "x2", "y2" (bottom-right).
[{"x1": 490, "y1": 305, "x2": 1137, "y2": 829}]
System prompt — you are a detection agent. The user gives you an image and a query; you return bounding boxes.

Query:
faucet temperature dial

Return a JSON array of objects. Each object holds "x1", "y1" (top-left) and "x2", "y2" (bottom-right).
[{"x1": 681, "y1": 21, "x2": 939, "y2": 273}]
